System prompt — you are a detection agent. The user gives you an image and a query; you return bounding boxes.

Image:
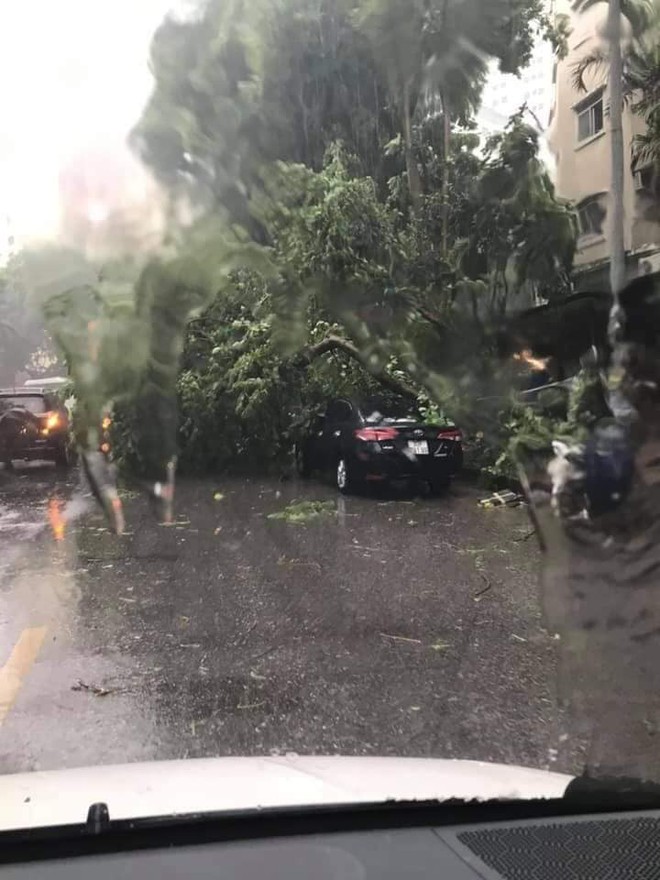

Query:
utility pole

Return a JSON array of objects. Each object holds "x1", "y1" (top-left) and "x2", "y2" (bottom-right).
[{"x1": 607, "y1": 0, "x2": 626, "y2": 301}]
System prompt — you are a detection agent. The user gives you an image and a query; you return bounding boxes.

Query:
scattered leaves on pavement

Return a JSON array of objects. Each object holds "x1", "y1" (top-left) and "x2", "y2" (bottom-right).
[
  {"x1": 117, "y1": 488, "x2": 140, "y2": 500},
  {"x1": 267, "y1": 500, "x2": 335, "y2": 524},
  {"x1": 277, "y1": 555, "x2": 322, "y2": 570}
]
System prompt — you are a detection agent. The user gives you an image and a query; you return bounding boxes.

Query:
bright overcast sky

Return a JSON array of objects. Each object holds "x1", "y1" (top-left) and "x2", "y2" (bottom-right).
[{"x1": 0, "y1": 0, "x2": 178, "y2": 241}]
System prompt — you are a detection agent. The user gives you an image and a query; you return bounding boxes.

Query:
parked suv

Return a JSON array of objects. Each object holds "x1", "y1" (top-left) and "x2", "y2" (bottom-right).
[
  {"x1": 296, "y1": 395, "x2": 462, "y2": 494},
  {"x1": 0, "y1": 390, "x2": 72, "y2": 468}
]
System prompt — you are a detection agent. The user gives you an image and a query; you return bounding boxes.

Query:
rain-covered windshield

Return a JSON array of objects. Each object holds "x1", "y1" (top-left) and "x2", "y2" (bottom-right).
[
  {"x1": 1, "y1": 0, "x2": 660, "y2": 808},
  {"x1": 361, "y1": 396, "x2": 422, "y2": 424},
  {"x1": 0, "y1": 395, "x2": 47, "y2": 414}
]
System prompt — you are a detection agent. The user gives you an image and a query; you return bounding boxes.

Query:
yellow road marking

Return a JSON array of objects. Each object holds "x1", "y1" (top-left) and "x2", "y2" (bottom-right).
[{"x1": 0, "y1": 627, "x2": 48, "y2": 725}]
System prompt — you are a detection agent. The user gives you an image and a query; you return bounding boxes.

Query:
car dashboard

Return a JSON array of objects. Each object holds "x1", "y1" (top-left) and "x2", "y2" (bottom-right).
[{"x1": 2, "y1": 798, "x2": 660, "y2": 879}]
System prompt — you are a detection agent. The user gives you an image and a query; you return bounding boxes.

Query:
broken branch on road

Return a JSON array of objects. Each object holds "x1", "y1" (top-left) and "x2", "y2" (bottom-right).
[
  {"x1": 514, "y1": 529, "x2": 536, "y2": 542},
  {"x1": 71, "y1": 680, "x2": 115, "y2": 697},
  {"x1": 473, "y1": 574, "x2": 492, "y2": 600},
  {"x1": 379, "y1": 633, "x2": 422, "y2": 644},
  {"x1": 250, "y1": 646, "x2": 278, "y2": 662}
]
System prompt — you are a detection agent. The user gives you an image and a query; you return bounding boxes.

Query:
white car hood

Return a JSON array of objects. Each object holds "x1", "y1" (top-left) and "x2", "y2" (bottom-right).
[{"x1": 0, "y1": 756, "x2": 572, "y2": 832}]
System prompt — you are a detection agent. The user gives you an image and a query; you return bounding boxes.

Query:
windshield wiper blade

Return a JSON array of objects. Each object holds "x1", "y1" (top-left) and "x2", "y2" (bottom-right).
[{"x1": 564, "y1": 773, "x2": 660, "y2": 808}]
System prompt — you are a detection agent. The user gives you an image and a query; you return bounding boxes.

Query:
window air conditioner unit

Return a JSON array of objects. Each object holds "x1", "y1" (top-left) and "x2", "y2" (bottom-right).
[
  {"x1": 638, "y1": 252, "x2": 660, "y2": 276},
  {"x1": 634, "y1": 167, "x2": 654, "y2": 191}
]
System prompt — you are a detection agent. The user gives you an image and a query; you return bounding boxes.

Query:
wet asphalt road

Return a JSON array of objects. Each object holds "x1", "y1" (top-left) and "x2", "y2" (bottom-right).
[{"x1": 0, "y1": 463, "x2": 581, "y2": 775}]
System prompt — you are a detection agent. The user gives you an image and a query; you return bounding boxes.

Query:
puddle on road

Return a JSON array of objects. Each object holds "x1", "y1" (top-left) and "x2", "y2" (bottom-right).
[
  {"x1": 0, "y1": 505, "x2": 43, "y2": 534},
  {"x1": 0, "y1": 506, "x2": 46, "y2": 578},
  {"x1": 0, "y1": 481, "x2": 160, "y2": 773}
]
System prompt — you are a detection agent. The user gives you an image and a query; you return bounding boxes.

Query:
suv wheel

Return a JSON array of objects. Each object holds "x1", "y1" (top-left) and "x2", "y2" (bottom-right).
[{"x1": 54, "y1": 441, "x2": 72, "y2": 469}]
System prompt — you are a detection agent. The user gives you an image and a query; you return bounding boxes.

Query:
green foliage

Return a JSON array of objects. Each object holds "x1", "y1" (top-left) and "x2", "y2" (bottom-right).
[
  {"x1": 159, "y1": 270, "x2": 392, "y2": 473},
  {"x1": 121, "y1": 117, "x2": 575, "y2": 475},
  {"x1": 0, "y1": 260, "x2": 62, "y2": 385},
  {"x1": 467, "y1": 117, "x2": 577, "y2": 303},
  {"x1": 267, "y1": 499, "x2": 336, "y2": 523},
  {"x1": 59, "y1": 0, "x2": 579, "y2": 478},
  {"x1": 416, "y1": 392, "x2": 448, "y2": 425},
  {"x1": 486, "y1": 365, "x2": 609, "y2": 482},
  {"x1": 624, "y1": 16, "x2": 660, "y2": 177}
]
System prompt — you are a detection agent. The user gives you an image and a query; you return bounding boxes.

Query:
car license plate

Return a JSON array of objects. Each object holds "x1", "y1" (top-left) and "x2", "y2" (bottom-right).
[{"x1": 408, "y1": 440, "x2": 429, "y2": 455}]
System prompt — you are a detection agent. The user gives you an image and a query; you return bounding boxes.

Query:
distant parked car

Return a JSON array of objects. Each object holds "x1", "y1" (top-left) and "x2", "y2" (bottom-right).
[
  {"x1": 0, "y1": 390, "x2": 73, "y2": 468},
  {"x1": 295, "y1": 395, "x2": 463, "y2": 494}
]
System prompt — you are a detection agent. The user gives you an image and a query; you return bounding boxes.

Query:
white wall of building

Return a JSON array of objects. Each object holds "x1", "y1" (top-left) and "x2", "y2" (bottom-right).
[{"x1": 0, "y1": 212, "x2": 16, "y2": 268}]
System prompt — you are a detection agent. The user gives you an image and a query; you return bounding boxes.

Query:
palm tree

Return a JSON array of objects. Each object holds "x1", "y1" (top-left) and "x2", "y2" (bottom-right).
[
  {"x1": 608, "y1": 0, "x2": 627, "y2": 298},
  {"x1": 620, "y1": 20, "x2": 660, "y2": 170},
  {"x1": 354, "y1": 0, "x2": 547, "y2": 214},
  {"x1": 572, "y1": 3, "x2": 659, "y2": 170}
]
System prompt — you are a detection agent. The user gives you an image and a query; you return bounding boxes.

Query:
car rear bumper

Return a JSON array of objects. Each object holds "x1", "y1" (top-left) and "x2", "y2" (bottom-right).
[
  {"x1": 1, "y1": 438, "x2": 63, "y2": 459},
  {"x1": 354, "y1": 448, "x2": 462, "y2": 480}
]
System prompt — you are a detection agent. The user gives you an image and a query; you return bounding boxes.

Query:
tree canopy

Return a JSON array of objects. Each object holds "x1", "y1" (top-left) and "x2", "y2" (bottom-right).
[{"x1": 26, "y1": 0, "x2": 578, "y2": 489}]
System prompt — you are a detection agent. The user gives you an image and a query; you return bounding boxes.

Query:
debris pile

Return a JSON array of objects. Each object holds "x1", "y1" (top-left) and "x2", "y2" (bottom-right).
[{"x1": 478, "y1": 490, "x2": 525, "y2": 509}]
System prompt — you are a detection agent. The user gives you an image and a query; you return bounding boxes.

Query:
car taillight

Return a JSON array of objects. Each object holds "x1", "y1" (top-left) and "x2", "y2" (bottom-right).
[
  {"x1": 438, "y1": 428, "x2": 462, "y2": 442},
  {"x1": 43, "y1": 412, "x2": 61, "y2": 430},
  {"x1": 354, "y1": 427, "x2": 399, "y2": 441}
]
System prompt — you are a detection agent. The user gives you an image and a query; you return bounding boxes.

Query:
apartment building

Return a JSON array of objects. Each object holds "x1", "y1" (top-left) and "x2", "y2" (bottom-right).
[
  {"x1": 479, "y1": 37, "x2": 556, "y2": 131},
  {"x1": 548, "y1": 0, "x2": 660, "y2": 290},
  {"x1": 475, "y1": 16, "x2": 556, "y2": 168}
]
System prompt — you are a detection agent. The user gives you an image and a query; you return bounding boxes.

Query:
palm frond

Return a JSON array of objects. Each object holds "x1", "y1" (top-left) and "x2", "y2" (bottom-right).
[
  {"x1": 621, "y1": 0, "x2": 657, "y2": 38},
  {"x1": 626, "y1": 40, "x2": 660, "y2": 109},
  {"x1": 575, "y1": 0, "x2": 656, "y2": 37},
  {"x1": 632, "y1": 129, "x2": 660, "y2": 169},
  {"x1": 572, "y1": 48, "x2": 608, "y2": 94}
]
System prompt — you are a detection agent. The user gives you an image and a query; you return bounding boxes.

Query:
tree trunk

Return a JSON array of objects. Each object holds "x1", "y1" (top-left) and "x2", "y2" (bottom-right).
[
  {"x1": 607, "y1": 0, "x2": 626, "y2": 301},
  {"x1": 296, "y1": 335, "x2": 416, "y2": 399},
  {"x1": 402, "y1": 83, "x2": 422, "y2": 213},
  {"x1": 441, "y1": 101, "x2": 451, "y2": 258}
]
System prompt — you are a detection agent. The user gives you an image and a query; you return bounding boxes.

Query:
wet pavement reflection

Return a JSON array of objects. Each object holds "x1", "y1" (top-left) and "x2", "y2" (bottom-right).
[{"x1": 0, "y1": 464, "x2": 580, "y2": 775}]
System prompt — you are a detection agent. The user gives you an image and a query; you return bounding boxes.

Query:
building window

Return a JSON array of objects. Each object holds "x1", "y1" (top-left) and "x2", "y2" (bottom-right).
[
  {"x1": 577, "y1": 195, "x2": 606, "y2": 237},
  {"x1": 576, "y1": 93, "x2": 604, "y2": 142}
]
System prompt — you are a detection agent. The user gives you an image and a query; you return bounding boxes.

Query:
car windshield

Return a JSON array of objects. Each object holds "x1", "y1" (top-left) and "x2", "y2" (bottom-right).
[
  {"x1": 1, "y1": 0, "x2": 660, "y2": 829},
  {"x1": 0, "y1": 395, "x2": 46, "y2": 414}
]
